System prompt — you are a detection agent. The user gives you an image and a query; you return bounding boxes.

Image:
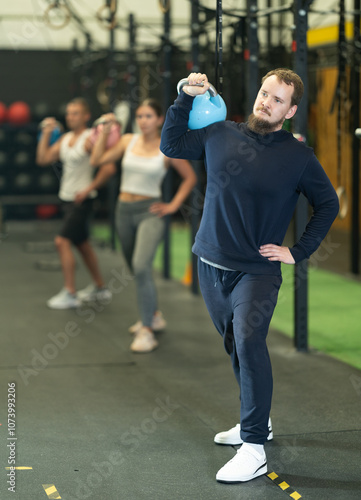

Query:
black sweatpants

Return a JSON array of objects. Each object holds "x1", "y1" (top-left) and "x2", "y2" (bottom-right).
[{"x1": 198, "y1": 258, "x2": 282, "y2": 444}]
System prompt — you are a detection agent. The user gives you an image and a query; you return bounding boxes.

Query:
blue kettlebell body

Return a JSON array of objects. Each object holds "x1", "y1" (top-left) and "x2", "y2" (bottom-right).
[
  {"x1": 188, "y1": 91, "x2": 227, "y2": 130},
  {"x1": 38, "y1": 126, "x2": 62, "y2": 145},
  {"x1": 177, "y1": 78, "x2": 227, "y2": 130}
]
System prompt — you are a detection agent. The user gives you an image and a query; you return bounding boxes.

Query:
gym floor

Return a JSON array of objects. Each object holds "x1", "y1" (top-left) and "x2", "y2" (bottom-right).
[{"x1": 0, "y1": 220, "x2": 360, "y2": 500}]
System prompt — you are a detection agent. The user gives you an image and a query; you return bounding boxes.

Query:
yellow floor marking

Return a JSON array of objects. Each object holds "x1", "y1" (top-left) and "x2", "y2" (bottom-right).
[
  {"x1": 267, "y1": 471, "x2": 302, "y2": 499},
  {"x1": 5, "y1": 466, "x2": 33, "y2": 470},
  {"x1": 279, "y1": 481, "x2": 290, "y2": 490},
  {"x1": 42, "y1": 484, "x2": 61, "y2": 499}
]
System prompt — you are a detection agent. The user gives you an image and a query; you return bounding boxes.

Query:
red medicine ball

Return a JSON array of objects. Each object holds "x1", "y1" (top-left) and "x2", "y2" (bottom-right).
[
  {"x1": 8, "y1": 101, "x2": 31, "y2": 126},
  {"x1": 36, "y1": 205, "x2": 58, "y2": 219},
  {"x1": 0, "y1": 102, "x2": 8, "y2": 123}
]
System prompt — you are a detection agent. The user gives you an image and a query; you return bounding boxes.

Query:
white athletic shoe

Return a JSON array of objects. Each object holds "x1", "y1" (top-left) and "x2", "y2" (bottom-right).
[
  {"x1": 214, "y1": 418, "x2": 273, "y2": 445},
  {"x1": 216, "y1": 443, "x2": 267, "y2": 483},
  {"x1": 47, "y1": 288, "x2": 81, "y2": 309},
  {"x1": 77, "y1": 284, "x2": 112, "y2": 303},
  {"x1": 128, "y1": 311, "x2": 167, "y2": 334},
  {"x1": 130, "y1": 327, "x2": 159, "y2": 353}
]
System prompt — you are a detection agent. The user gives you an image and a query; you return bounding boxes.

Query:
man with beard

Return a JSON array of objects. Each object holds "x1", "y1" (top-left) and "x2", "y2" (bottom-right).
[{"x1": 160, "y1": 69, "x2": 339, "y2": 484}]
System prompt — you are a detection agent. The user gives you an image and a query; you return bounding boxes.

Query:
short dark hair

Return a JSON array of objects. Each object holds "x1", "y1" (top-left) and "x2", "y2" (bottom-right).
[
  {"x1": 137, "y1": 98, "x2": 163, "y2": 117},
  {"x1": 261, "y1": 68, "x2": 304, "y2": 107},
  {"x1": 68, "y1": 97, "x2": 91, "y2": 114}
]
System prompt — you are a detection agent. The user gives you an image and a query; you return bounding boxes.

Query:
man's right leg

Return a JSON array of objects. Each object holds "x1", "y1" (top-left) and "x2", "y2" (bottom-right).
[
  {"x1": 197, "y1": 259, "x2": 235, "y2": 349},
  {"x1": 47, "y1": 201, "x2": 83, "y2": 309},
  {"x1": 198, "y1": 259, "x2": 269, "y2": 483},
  {"x1": 54, "y1": 235, "x2": 76, "y2": 294},
  {"x1": 215, "y1": 274, "x2": 282, "y2": 483},
  {"x1": 198, "y1": 259, "x2": 244, "y2": 438},
  {"x1": 231, "y1": 273, "x2": 281, "y2": 445},
  {"x1": 46, "y1": 235, "x2": 80, "y2": 309}
]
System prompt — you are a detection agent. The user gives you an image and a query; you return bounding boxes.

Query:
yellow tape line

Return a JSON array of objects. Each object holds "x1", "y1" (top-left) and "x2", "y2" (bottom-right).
[
  {"x1": 267, "y1": 472, "x2": 302, "y2": 499},
  {"x1": 279, "y1": 481, "x2": 290, "y2": 490},
  {"x1": 5, "y1": 466, "x2": 33, "y2": 470},
  {"x1": 42, "y1": 484, "x2": 61, "y2": 499}
]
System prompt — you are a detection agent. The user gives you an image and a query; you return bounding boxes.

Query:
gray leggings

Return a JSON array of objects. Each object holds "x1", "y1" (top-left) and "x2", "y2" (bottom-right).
[{"x1": 115, "y1": 199, "x2": 165, "y2": 328}]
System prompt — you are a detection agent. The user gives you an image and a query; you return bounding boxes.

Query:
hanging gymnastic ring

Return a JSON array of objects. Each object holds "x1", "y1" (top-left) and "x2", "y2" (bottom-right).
[
  {"x1": 92, "y1": 117, "x2": 121, "y2": 128},
  {"x1": 336, "y1": 186, "x2": 348, "y2": 219},
  {"x1": 177, "y1": 79, "x2": 218, "y2": 97},
  {"x1": 158, "y1": 0, "x2": 171, "y2": 14},
  {"x1": 97, "y1": 80, "x2": 110, "y2": 108},
  {"x1": 96, "y1": 5, "x2": 118, "y2": 30},
  {"x1": 43, "y1": 3, "x2": 71, "y2": 30}
]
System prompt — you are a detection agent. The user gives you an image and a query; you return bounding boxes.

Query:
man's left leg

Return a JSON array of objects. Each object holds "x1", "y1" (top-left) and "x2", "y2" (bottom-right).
[
  {"x1": 77, "y1": 239, "x2": 105, "y2": 288},
  {"x1": 74, "y1": 200, "x2": 112, "y2": 303}
]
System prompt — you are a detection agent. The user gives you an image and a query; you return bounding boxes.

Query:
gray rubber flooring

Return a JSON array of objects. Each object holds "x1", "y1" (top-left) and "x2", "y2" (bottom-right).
[{"x1": 0, "y1": 221, "x2": 360, "y2": 500}]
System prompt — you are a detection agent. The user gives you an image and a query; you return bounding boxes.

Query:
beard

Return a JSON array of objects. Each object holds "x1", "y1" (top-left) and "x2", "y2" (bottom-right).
[{"x1": 247, "y1": 111, "x2": 286, "y2": 135}]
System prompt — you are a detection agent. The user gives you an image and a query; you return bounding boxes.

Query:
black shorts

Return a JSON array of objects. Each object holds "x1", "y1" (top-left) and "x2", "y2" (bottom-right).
[{"x1": 58, "y1": 199, "x2": 93, "y2": 245}]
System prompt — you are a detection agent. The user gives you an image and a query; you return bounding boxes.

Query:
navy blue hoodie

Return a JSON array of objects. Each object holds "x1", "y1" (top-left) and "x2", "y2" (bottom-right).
[{"x1": 160, "y1": 92, "x2": 339, "y2": 276}]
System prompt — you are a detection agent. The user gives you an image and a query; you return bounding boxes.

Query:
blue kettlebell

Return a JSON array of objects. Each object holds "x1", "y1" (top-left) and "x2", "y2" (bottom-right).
[
  {"x1": 177, "y1": 78, "x2": 227, "y2": 130},
  {"x1": 38, "y1": 119, "x2": 63, "y2": 145}
]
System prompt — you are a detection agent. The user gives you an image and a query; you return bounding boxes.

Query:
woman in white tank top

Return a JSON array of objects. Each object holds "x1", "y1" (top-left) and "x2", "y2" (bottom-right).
[{"x1": 91, "y1": 99, "x2": 197, "y2": 353}]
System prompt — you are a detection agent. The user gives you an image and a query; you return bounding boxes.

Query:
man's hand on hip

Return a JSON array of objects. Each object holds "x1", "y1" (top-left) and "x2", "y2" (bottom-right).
[{"x1": 259, "y1": 244, "x2": 295, "y2": 264}]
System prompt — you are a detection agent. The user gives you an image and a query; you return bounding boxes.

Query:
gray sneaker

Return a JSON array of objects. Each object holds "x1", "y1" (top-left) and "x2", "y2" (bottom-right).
[
  {"x1": 47, "y1": 288, "x2": 80, "y2": 309},
  {"x1": 77, "y1": 284, "x2": 112, "y2": 303}
]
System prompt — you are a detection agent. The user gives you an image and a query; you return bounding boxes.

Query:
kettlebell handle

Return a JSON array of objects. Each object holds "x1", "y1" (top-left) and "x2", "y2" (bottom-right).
[
  {"x1": 39, "y1": 119, "x2": 63, "y2": 130},
  {"x1": 177, "y1": 78, "x2": 218, "y2": 97},
  {"x1": 92, "y1": 117, "x2": 121, "y2": 128}
]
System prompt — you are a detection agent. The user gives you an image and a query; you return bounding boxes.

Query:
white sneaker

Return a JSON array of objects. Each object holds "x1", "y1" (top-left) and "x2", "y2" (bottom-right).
[
  {"x1": 128, "y1": 320, "x2": 143, "y2": 334},
  {"x1": 216, "y1": 443, "x2": 267, "y2": 483},
  {"x1": 128, "y1": 311, "x2": 167, "y2": 334},
  {"x1": 130, "y1": 327, "x2": 159, "y2": 353},
  {"x1": 77, "y1": 284, "x2": 112, "y2": 303},
  {"x1": 214, "y1": 418, "x2": 273, "y2": 445},
  {"x1": 47, "y1": 288, "x2": 80, "y2": 309}
]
